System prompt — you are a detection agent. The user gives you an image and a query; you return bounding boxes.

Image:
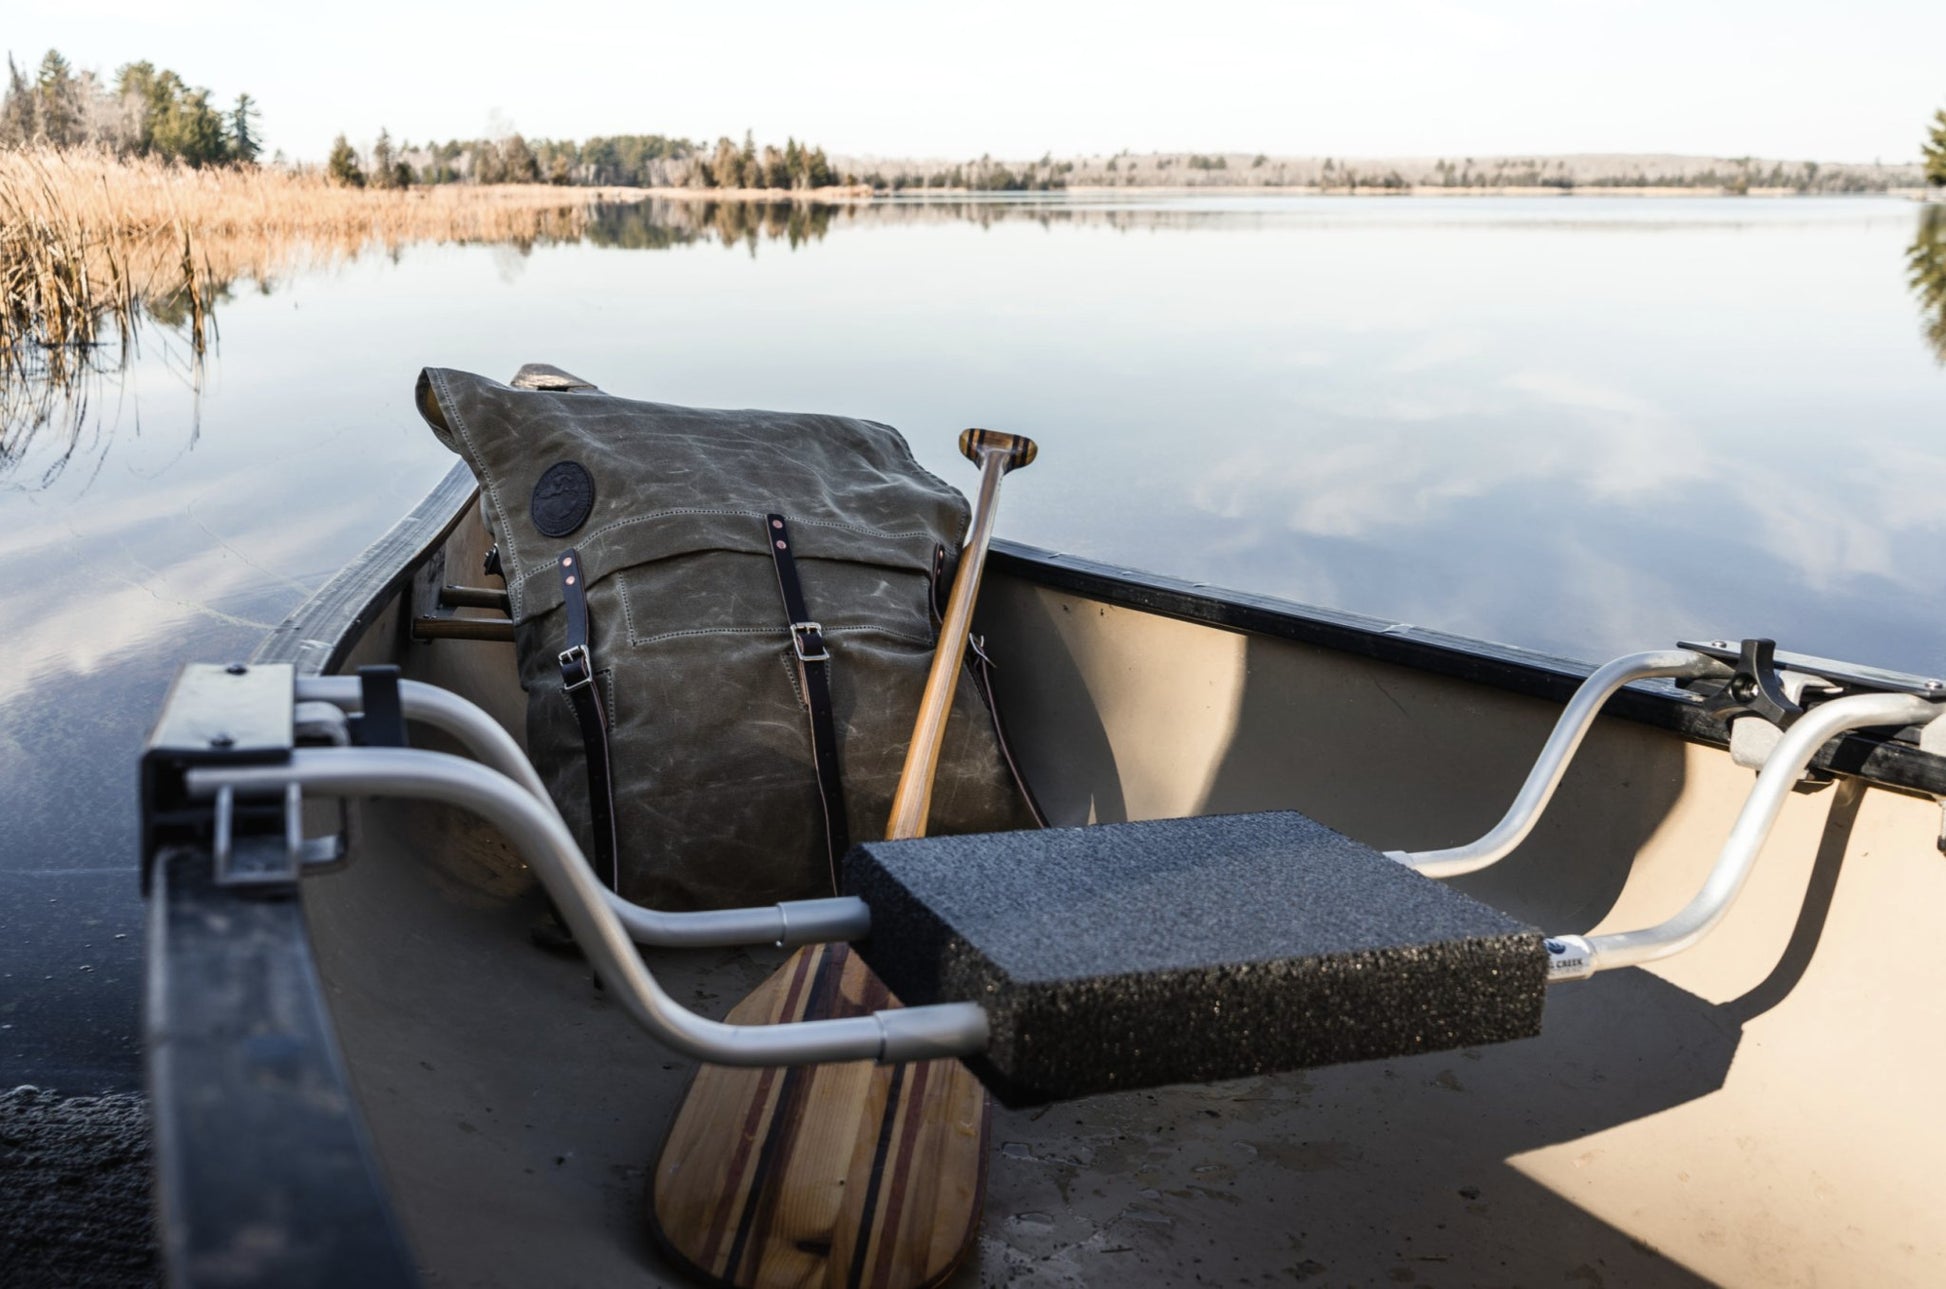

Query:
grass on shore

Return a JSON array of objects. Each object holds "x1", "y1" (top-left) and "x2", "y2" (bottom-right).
[{"x1": 0, "y1": 148, "x2": 623, "y2": 370}]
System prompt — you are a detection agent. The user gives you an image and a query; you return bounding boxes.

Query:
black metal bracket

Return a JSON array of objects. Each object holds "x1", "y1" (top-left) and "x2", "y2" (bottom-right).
[
  {"x1": 1696, "y1": 638, "x2": 1812, "y2": 729},
  {"x1": 1681, "y1": 636, "x2": 1946, "y2": 735},
  {"x1": 142, "y1": 663, "x2": 296, "y2": 894},
  {"x1": 1681, "y1": 637, "x2": 1946, "y2": 707},
  {"x1": 141, "y1": 662, "x2": 353, "y2": 895},
  {"x1": 348, "y1": 665, "x2": 407, "y2": 748}
]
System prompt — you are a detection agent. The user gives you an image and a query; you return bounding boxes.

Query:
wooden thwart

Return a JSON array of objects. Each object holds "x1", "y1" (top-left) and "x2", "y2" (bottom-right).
[{"x1": 651, "y1": 943, "x2": 989, "y2": 1289}]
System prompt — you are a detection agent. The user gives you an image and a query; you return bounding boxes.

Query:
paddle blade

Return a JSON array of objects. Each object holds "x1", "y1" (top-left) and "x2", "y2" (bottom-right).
[{"x1": 650, "y1": 944, "x2": 990, "y2": 1289}]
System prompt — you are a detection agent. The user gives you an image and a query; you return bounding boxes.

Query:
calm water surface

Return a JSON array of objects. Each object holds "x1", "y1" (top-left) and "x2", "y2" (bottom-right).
[{"x1": 5, "y1": 194, "x2": 1944, "y2": 1088}]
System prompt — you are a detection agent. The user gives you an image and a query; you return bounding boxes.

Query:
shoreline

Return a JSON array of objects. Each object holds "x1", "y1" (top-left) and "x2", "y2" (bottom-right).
[{"x1": 614, "y1": 183, "x2": 1932, "y2": 202}]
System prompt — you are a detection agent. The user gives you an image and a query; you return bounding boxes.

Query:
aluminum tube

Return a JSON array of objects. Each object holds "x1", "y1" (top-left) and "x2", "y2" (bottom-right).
[
  {"x1": 1391, "y1": 650, "x2": 1727, "y2": 878},
  {"x1": 186, "y1": 749, "x2": 989, "y2": 1066},
  {"x1": 777, "y1": 897, "x2": 876, "y2": 946},
  {"x1": 294, "y1": 676, "x2": 873, "y2": 949},
  {"x1": 296, "y1": 676, "x2": 552, "y2": 807},
  {"x1": 1570, "y1": 692, "x2": 1941, "y2": 976},
  {"x1": 600, "y1": 893, "x2": 869, "y2": 950}
]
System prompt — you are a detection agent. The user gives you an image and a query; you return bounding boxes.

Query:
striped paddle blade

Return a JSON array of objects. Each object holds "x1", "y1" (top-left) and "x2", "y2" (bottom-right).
[{"x1": 651, "y1": 943, "x2": 990, "y2": 1289}]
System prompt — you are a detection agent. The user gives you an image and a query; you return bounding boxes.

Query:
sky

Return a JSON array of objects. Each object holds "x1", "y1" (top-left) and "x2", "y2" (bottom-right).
[{"x1": 9, "y1": 1, "x2": 1946, "y2": 165}]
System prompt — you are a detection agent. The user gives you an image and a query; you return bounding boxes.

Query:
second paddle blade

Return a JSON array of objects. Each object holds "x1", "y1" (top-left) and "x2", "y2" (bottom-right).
[{"x1": 650, "y1": 943, "x2": 990, "y2": 1289}]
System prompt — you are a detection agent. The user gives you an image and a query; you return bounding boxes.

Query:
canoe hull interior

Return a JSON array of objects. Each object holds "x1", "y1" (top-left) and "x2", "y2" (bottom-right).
[{"x1": 240, "y1": 467, "x2": 1945, "y2": 1286}]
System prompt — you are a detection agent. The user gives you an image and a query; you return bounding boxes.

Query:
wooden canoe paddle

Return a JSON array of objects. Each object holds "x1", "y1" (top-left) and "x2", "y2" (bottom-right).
[{"x1": 650, "y1": 429, "x2": 1038, "y2": 1289}]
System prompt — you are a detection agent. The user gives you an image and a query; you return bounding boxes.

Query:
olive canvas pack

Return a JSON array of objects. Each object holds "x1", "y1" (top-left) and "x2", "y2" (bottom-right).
[{"x1": 415, "y1": 367, "x2": 1037, "y2": 910}]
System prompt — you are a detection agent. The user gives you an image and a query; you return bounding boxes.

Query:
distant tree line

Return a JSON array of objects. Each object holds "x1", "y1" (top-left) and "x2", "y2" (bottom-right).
[
  {"x1": 854, "y1": 153, "x2": 1071, "y2": 193},
  {"x1": 854, "y1": 150, "x2": 1923, "y2": 194},
  {"x1": 323, "y1": 126, "x2": 851, "y2": 190},
  {"x1": 0, "y1": 49, "x2": 260, "y2": 166}
]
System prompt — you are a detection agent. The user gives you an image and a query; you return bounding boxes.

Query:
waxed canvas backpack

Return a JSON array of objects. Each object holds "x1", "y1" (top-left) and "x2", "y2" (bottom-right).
[{"x1": 415, "y1": 367, "x2": 1040, "y2": 911}]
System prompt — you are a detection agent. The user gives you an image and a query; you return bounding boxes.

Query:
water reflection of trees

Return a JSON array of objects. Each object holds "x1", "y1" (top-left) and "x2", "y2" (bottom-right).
[
  {"x1": 2, "y1": 315, "x2": 211, "y2": 491},
  {"x1": 580, "y1": 195, "x2": 1270, "y2": 254},
  {"x1": 581, "y1": 194, "x2": 1268, "y2": 254},
  {"x1": 1907, "y1": 204, "x2": 1946, "y2": 365},
  {"x1": 17, "y1": 194, "x2": 1946, "y2": 482},
  {"x1": 586, "y1": 199, "x2": 842, "y2": 253},
  {"x1": 2, "y1": 265, "x2": 221, "y2": 489}
]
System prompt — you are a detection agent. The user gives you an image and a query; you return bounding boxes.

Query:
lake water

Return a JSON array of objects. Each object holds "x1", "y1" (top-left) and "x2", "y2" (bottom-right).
[{"x1": 5, "y1": 193, "x2": 1944, "y2": 1091}]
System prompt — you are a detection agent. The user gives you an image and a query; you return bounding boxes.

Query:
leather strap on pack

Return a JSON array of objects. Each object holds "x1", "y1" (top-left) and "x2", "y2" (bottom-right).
[
  {"x1": 765, "y1": 513, "x2": 848, "y2": 891},
  {"x1": 557, "y1": 548, "x2": 619, "y2": 891}
]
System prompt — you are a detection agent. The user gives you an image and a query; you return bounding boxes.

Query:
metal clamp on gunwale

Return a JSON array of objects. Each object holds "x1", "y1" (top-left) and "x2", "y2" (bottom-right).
[
  {"x1": 1543, "y1": 689, "x2": 1944, "y2": 982},
  {"x1": 1390, "y1": 639, "x2": 1946, "y2": 880},
  {"x1": 1378, "y1": 639, "x2": 1946, "y2": 981},
  {"x1": 141, "y1": 662, "x2": 352, "y2": 893}
]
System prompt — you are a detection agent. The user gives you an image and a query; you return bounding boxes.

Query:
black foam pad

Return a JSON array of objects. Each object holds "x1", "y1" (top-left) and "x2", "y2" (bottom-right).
[{"x1": 846, "y1": 811, "x2": 1548, "y2": 1107}]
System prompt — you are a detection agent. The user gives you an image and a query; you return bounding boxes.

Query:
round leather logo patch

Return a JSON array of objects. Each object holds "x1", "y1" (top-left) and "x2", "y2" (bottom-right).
[{"x1": 531, "y1": 461, "x2": 595, "y2": 537}]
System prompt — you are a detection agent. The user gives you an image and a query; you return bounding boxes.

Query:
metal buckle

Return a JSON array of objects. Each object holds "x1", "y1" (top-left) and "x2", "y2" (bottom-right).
[
  {"x1": 790, "y1": 621, "x2": 830, "y2": 664},
  {"x1": 558, "y1": 643, "x2": 595, "y2": 691}
]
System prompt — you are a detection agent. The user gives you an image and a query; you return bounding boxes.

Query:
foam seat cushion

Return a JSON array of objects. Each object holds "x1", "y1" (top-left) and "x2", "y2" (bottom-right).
[{"x1": 846, "y1": 811, "x2": 1548, "y2": 1106}]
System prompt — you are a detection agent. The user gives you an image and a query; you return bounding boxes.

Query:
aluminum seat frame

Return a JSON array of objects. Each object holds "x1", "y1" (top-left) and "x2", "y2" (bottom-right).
[{"x1": 179, "y1": 657, "x2": 1944, "y2": 1066}]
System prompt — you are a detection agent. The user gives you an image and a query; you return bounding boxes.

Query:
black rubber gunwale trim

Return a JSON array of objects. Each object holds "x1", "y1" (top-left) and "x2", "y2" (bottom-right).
[
  {"x1": 148, "y1": 848, "x2": 420, "y2": 1286},
  {"x1": 254, "y1": 460, "x2": 479, "y2": 677}
]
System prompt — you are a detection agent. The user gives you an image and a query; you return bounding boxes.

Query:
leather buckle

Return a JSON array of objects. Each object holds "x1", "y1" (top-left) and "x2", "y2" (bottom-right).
[
  {"x1": 790, "y1": 621, "x2": 830, "y2": 664},
  {"x1": 558, "y1": 643, "x2": 595, "y2": 691}
]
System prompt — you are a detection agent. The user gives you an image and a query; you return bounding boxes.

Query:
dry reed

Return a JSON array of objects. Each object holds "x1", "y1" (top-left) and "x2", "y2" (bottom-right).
[
  {"x1": 2, "y1": 147, "x2": 633, "y2": 474},
  {"x1": 0, "y1": 148, "x2": 627, "y2": 364}
]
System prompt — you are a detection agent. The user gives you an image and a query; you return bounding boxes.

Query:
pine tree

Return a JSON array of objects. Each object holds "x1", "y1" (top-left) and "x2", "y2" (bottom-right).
[
  {"x1": 1925, "y1": 107, "x2": 1946, "y2": 188},
  {"x1": 0, "y1": 56, "x2": 36, "y2": 145},
  {"x1": 371, "y1": 128, "x2": 398, "y2": 188},
  {"x1": 327, "y1": 133, "x2": 366, "y2": 187},
  {"x1": 161, "y1": 87, "x2": 231, "y2": 166},
  {"x1": 114, "y1": 61, "x2": 158, "y2": 153},
  {"x1": 500, "y1": 133, "x2": 540, "y2": 183},
  {"x1": 229, "y1": 93, "x2": 260, "y2": 164},
  {"x1": 35, "y1": 50, "x2": 78, "y2": 146},
  {"x1": 1909, "y1": 204, "x2": 1946, "y2": 362},
  {"x1": 711, "y1": 136, "x2": 742, "y2": 188}
]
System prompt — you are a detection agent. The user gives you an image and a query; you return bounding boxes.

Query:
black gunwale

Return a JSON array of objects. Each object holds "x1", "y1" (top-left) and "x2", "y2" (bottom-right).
[
  {"x1": 145, "y1": 461, "x2": 478, "y2": 1287},
  {"x1": 252, "y1": 461, "x2": 481, "y2": 675}
]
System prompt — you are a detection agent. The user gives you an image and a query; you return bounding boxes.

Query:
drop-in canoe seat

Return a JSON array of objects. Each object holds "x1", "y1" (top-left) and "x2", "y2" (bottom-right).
[{"x1": 846, "y1": 811, "x2": 1549, "y2": 1106}]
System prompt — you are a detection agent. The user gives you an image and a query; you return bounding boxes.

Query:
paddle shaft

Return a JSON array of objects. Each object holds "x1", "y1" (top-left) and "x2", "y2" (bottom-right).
[
  {"x1": 884, "y1": 447, "x2": 1013, "y2": 840},
  {"x1": 655, "y1": 429, "x2": 1028, "y2": 1287}
]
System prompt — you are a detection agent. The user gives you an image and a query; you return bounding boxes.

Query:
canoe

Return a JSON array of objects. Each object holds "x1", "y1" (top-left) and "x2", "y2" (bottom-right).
[{"x1": 142, "y1": 370, "x2": 1946, "y2": 1288}]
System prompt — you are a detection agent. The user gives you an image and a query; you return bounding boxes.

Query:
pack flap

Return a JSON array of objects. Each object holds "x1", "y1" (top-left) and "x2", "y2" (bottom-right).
[{"x1": 415, "y1": 367, "x2": 970, "y2": 622}]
